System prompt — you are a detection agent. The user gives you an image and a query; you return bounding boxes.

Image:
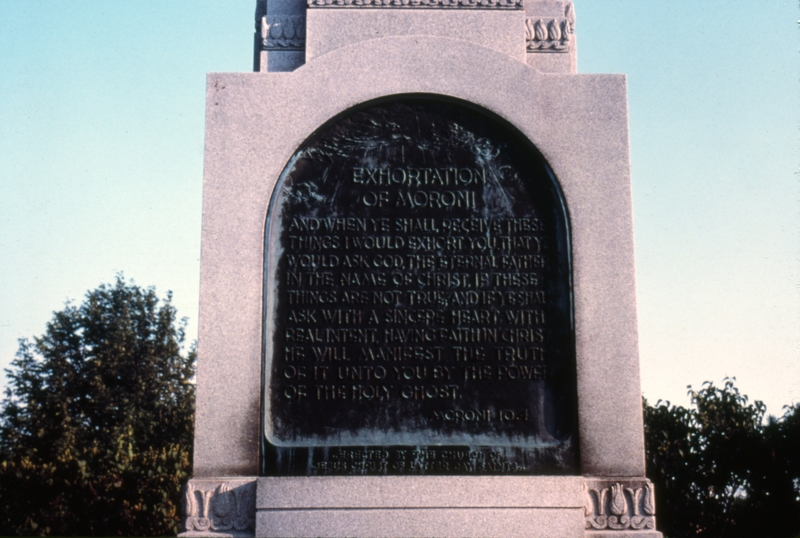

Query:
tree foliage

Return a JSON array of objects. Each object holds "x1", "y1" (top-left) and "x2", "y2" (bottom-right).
[
  {"x1": 644, "y1": 378, "x2": 800, "y2": 537},
  {"x1": 0, "y1": 276, "x2": 195, "y2": 536}
]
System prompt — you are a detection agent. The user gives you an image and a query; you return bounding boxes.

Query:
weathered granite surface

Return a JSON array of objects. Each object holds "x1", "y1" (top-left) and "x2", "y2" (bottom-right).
[
  {"x1": 306, "y1": 10, "x2": 526, "y2": 62},
  {"x1": 195, "y1": 34, "x2": 644, "y2": 480},
  {"x1": 258, "y1": 476, "x2": 585, "y2": 537}
]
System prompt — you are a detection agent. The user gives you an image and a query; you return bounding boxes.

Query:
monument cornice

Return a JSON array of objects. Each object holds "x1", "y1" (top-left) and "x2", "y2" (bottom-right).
[
  {"x1": 261, "y1": 15, "x2": 306, "y2": 51},
  {"x1": 307, "y1": 0, "x2": 523, "y2": 9}
]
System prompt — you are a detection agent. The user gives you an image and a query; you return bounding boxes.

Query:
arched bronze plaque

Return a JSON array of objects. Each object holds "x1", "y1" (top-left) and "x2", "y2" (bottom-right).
[{"x1": 263, "y1": 97, "x2": 577, "y2": 475}]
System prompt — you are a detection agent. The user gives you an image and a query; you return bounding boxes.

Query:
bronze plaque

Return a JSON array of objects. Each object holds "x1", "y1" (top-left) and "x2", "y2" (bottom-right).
[{"x1": 263, "y1": 97, "x2": 577, "y2": 475}]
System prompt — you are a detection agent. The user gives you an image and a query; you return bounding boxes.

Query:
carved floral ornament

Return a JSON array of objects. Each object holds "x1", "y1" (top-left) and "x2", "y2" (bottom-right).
[
  {"x1": 584, "y1": 481, "x2": 657, "y2": 531},
  {"x1": 307, "y1": 0, "x2": 522, "y2": 8},
  {"x1": 183, "y1": 480, "x2": 256, "y2": 533},
  {"x1": 525, "y1": 2, "x2": 575, "y2": 53},
  {"x1": 261, "y1": 16, "x2": 306, "y2": 50}
]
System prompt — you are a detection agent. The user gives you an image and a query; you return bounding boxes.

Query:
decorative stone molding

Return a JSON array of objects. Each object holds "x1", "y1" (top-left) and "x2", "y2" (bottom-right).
[
  {"x1": 307, "y1": 0, "x2": 522, "y2": 9},
  {"x1": 584, "y1": 478, "x2": 657, "y2": 532},
  {"x1": 261, "y1": 16, "x2": 306, "y2": 51},
  {"x1": 525, "y1": 2, "x2": 575, "y2": 53},
  {"x1": 182, "y1": 478, "x2": 257, "y2": 535}
]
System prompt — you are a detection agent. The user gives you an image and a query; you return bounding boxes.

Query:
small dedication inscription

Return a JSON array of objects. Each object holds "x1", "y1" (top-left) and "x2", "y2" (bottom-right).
[{"x1": 264, "y1": 98, "x2": 577, "y2": 475}]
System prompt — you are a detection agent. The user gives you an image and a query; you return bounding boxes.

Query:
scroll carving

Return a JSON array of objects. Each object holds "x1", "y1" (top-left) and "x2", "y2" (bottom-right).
[
  {"x1": 307, "y1": 0, "x2": 522, "y2": 8},
  {"x1": 584, "y1": 479, "x2": 657, "y2": 531},
  {"x1": 261, "y1": 16, "x2": 306, "y2": 50},
  {"x1": 183, "y1": 479, "x2": 257, "y2": 534},
  {"x1": 525, "y1": 2, "x2": 575, "y2": 53}
]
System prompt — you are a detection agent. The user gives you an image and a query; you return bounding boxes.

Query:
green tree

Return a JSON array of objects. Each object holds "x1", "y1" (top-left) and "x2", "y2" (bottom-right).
[
  {"x1": 644, "y1": 378, "x2": 800, "y2": 537},
  {"x1": 0, "y1": 276, "x2": 195, "y2": 536}
]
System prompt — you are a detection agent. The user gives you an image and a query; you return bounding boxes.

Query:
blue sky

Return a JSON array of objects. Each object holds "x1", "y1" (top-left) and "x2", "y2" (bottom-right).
[{"x1": 1, "y1": 1, "x2": 798, "y2": 415}]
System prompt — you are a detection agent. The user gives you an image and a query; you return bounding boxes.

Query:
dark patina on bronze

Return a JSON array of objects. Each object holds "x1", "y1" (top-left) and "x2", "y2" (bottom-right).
[{"x1": 263, "y1": 97, "x2": 577, "y2": 476}]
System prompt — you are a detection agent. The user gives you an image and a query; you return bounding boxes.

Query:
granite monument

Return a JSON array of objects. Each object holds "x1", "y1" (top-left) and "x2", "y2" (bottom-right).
[{"x1": 181, "y1": 0, "x2": 663, "y2": 536}]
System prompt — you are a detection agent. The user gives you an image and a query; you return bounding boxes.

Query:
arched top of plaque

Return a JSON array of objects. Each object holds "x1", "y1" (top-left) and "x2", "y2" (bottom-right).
[{"x1": 263, "y1": 96, "x2": 577, "y2": 476}]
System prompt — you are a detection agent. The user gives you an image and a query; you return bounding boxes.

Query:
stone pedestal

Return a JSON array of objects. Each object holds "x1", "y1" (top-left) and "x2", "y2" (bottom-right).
[{"x1": 182, "y1": 476, "x2": 661, "y2": 537}]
